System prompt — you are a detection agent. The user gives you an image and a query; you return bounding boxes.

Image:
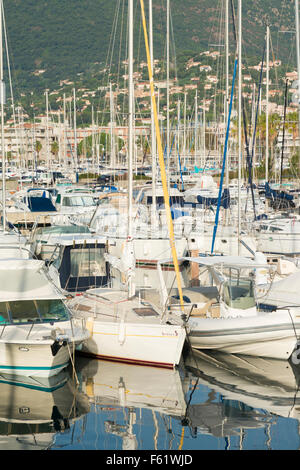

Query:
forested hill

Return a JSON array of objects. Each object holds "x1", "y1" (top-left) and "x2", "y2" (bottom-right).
[{"x1": 3, "y1": 0, "x2": 298, "y2": 93}]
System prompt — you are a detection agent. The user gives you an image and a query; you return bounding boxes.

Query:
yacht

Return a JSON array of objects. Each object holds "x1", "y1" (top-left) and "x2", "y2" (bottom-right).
[{"x1": 0, "y1": 258, "x2": 90, "y2": 377}]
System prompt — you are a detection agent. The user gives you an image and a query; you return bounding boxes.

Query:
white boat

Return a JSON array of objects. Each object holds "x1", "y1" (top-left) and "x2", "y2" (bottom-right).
[
  {"x1": 89, "y1": 190, "x2": 195, "y2": 267},
  {"x1": 67, "y1": 0, "x2": 187, "y2": 371},
  {"x1": 157, "y1": 256, "x2": 299, "y2": 360},
  {"x1": 53, "y1": 189, "x2": 97, "y2": 225},
  {"x1": 69, "y1": 285, "x2": 186, "y2": 369},
  {"x1": 0, "y1": 258, "x2": 90, "y2": 377},
  {"x1": 255, "y1": 216, "x2": 300, "y2": 255}
]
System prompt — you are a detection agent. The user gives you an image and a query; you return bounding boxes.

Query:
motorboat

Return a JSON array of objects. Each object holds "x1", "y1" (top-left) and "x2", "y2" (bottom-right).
[
  {"x1": 156, "y1": 255, "x2": 299, "y2": 360},
  {"x1": 0, "y1": 258, "x2": 90, "y2": 377}
]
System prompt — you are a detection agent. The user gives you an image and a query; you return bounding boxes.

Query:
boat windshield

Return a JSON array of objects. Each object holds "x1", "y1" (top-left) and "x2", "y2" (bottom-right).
[
  {"x1": 63, "y1": 196, "x2": 95, "y2": 207},
  {"x1": 0, "y1": 299, "x2": 70, "y2": 324},
  {"x1": 223, "y1": 277, "x2": 256, "y2": 310},
  {"x1": 35, "y1": 225, "x2": 91, "y2": 236}
]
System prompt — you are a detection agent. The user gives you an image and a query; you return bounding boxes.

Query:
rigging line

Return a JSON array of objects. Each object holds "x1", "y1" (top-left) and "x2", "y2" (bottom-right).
[
  {"x1": 247, "y1": 41, "x2": 267, "y2": 219},
  {"x1": 280, "y1": 79, "x2": 289, "y2": 186},
  {"x1": 97, "y1": 0, "x2": 121, "y2": 125},
  {"x1": 117, "y1": 0, "x2": 126, "y2": 88}
]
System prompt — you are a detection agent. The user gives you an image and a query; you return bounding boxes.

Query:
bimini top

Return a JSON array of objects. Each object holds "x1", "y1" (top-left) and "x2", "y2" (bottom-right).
[
  {"x1": 0, "y1": 259, "x2": 64, "y2": 301},
  {"x1": 183, "y1": 255, "x2": 270, "y2": 270}
]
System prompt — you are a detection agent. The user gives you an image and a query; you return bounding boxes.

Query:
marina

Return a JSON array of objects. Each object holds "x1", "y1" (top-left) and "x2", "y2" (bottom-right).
[{"x1": 1, "y1": 0, "x2": 300, "y2": 454}]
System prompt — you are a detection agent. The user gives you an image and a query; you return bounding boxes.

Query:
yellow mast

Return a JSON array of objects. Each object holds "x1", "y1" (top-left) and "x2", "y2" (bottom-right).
[{"x1": 139, "y1": 0, "x2": 185, "y2": 312}]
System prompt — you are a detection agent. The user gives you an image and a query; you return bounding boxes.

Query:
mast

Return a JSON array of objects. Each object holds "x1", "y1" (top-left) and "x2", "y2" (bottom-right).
[
  {"x1": 295, "y1": 0, "x2": 300, "y2": 174},
  {"x1": 183, "y1": 89, "x2": 187, "y2": 168},
  {"x1": 225, "y1": 0, "x2": 229, "y2": 189},
  {"x1": 238, "y1": 0, "x2": 242, "y2": 255},
  {"x1": 203, "y1": 91, "x2": 206, "y2": 168},
  {"x1": 266, "y1": 25, "x2": 270, "y2": 185},
  {"x1": 139, "y1": 0, "x2": 185, "y2": 311},
  {"x1": 194, "y1": 89, "x2": 198, "y2": 167},
  {"x1": 109, "y1": 82, "x2": 116, "y2": 171},
  {"x1": 0, "y1": 0, "x2": 5, "y2": 231},
  {"x1": 149, "y1": 0, "x2": 157, "y2": 227},
  {"x1": 45, "y1": 89, "x2": 50, "y2": 171},
  {"x1": 73, "y1": 88, "x2": 78, "y2": 175},
  {"x1": 166, "y1": 0, "x2": 170, "y2": 189},
  {"x1": 128, "y1": 0, "x2": 134, "y2": 298}
]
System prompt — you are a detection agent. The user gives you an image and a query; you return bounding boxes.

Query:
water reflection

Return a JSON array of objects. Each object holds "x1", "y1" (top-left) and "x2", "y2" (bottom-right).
[
  {"x1": 74, "y1": 358, "x2": 188, "y2": 450},
  {"x1": 2, "y1": 348, "x2": 300, "y2": 450},
  {"x1": 184, "y1": 350, "x2": 300, "y2": 424},
  {"x1": 0, "y1": 367, "x2": 90, "y2": 450}
]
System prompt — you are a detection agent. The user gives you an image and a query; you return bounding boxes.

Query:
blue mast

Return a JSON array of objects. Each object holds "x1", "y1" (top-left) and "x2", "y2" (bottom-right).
[{"x1": 211, "y1": 56, "x2": 238, "y2": 254}]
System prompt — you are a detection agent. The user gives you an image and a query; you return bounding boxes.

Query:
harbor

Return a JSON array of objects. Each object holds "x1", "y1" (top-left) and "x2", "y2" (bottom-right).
[{"x1": 1, "y1": 0, "x2": 300, "y2": 453}]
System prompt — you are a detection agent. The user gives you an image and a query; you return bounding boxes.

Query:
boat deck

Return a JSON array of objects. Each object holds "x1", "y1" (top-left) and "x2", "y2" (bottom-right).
[{"x1": 69, "y1": 288, "x2": 183, "y2": 326}]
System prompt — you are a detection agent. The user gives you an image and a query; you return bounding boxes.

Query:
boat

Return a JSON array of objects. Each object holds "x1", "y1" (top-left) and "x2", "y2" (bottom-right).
[
  {"x1": 66, "y1": 1, "x2": 187, "y2": 370},
  {"x1": 0, "y1": 258, "x2": 90, "y2": 377},
  {"x1": 255, "y1": 215, "x2": 300, "y2": 256},
  {"x1": 30, "y1": 224, "x2": 95, "y2": 261},
  {"x1": 156, "y1": 255, "x2": 299, "y2": 359},
  {"x1": 68, "y1": 245, "x2": 186, "y2": 369}
]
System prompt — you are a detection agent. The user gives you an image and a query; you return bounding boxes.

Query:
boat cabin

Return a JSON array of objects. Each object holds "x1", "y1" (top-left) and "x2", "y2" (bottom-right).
[{"x1": 50, "y1": 235, "x2": 110, "y2": 292}]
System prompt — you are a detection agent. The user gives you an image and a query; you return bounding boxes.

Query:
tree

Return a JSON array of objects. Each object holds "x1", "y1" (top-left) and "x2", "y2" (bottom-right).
[
  {"x1": 35, "y1": 140, "x2": 42, "y2": 163},
  {"x1": 51, "y1": 140, "x2": 59, "y2": 160}
]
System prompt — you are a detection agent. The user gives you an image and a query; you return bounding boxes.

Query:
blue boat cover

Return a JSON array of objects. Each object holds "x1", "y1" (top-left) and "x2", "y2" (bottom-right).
[
  {"x1": 197, "y1": 188, "x2": 230, "y2": 209},
  {"x1": 26, "y1": 196, "x2": 57, "y2": 212}
]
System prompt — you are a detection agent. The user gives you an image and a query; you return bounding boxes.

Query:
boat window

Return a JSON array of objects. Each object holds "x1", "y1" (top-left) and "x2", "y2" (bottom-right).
[
  {"x1": 6, "y1": 299, "x2": 69, "y2": 323},
  {"x1": 9, "y1": 300, "x2": 40, "y2": 323},
  {"x1": 70, "y1": 247, "x2": 107, "y2": 278},
  {"x1": 81, "y1": 196, "x2": 95, "y2": 206},
  {"x1": 223, "y1": 277, "x2": 256, "y2": 310},
  {"x1": 36, "y1": 299, "x2": 69, "y2": 321},
  {"x1": 63, "y1": 196, "x2": 95, "y2": 207},
  {"x1": 270, "y1": 226, "x2": 283, "y2": 232}
]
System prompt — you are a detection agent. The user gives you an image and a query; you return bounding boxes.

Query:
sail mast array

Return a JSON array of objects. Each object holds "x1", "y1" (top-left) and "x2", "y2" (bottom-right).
[{"x1": 139, "y1": 0, "x2": 185, "y2": 312}]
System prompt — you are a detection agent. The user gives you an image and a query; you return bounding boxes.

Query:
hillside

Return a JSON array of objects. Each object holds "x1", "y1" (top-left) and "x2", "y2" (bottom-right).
[{"x1": 3, "y1": 0, "x2": 298, "y2": 95}]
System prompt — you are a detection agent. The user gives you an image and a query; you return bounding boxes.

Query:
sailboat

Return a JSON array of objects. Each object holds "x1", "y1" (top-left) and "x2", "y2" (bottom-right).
[{"x1": 67, "y1": 0, "x2": 187, "y2": 369}]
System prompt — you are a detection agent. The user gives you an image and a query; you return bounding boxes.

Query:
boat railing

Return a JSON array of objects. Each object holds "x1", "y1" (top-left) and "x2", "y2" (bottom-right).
[{"x1": 26, "y1": 320, "x2": 36, "y2": 339}]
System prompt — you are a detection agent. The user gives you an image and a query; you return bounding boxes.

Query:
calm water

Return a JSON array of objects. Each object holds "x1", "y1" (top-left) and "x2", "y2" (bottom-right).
[{"x1": 2, "y1": 347, "x2": 300, "y2": 451}]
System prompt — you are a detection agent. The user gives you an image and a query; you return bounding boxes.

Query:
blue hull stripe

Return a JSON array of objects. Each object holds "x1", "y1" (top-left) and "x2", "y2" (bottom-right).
[{"x1": 0, "y1": 361, "x2": 69, "y2": 371}]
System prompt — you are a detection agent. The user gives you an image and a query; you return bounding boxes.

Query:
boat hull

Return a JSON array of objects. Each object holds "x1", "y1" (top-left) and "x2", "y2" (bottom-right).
[
  {"x1": 188, "y1": 313, "x2": 297, "y2": 360},
  {"x1": 0, "y1": 341, "x2": 71, "y2": 377},
  {"x1": 0, "y1": 323, "x2": 89, "y2": 378},
  {"x1": 256, "y1": 233, "x2": 300, "y2": 255},
  {"x1": 78, "y1": 321, "x2": 186, "y2": 369}
]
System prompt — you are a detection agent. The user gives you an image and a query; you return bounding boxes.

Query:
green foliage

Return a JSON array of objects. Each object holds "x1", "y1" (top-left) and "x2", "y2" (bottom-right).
[{"x1": 4, "y1": 0, "x2": 296, "y2": 94}]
